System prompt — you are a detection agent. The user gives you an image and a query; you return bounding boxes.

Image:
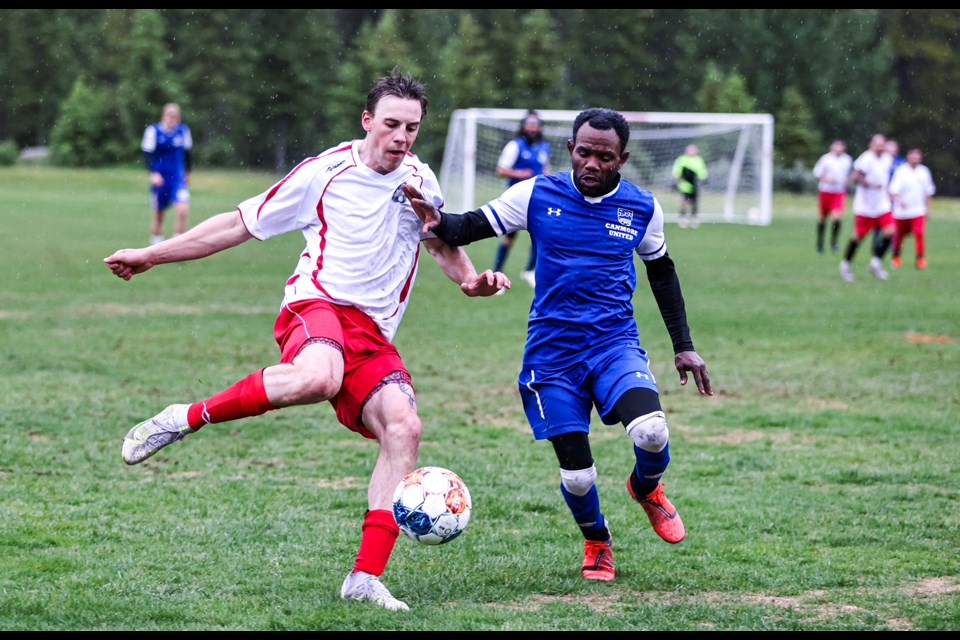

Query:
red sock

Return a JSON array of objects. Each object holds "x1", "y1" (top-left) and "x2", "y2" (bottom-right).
[
  {"x1": 186, "y1": 369, "x2": 276, "y2": 429},
  {"x1": 353, "y1": 509, "x2": 399, "y2": 576}
]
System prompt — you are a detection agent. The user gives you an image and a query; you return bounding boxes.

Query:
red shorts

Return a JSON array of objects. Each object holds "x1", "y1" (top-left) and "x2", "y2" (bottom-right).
[
  {"x1": 854, "y1": 212, "x2": 893, "y2": 238},
  {"x1": 273, "y1": 299, "x2": 409, "y2": 439},
  {"x1": 895, "y1": 216, "x2": 925, "y2": 238},
  {"x1": 818, "y1": 191, "x2": 845, "y2": 218}
]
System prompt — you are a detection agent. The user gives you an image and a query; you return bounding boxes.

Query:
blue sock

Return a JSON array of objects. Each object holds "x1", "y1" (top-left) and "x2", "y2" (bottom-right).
[
  {"x1": 493, "y1": 243, "x2": 509, "y2": 272},
  {"x1": 632, "y1": 442, "x2": 670, "y2": 494},
  {"x1": 560, "y1": 482, "x2": 607, "y2": 540}
]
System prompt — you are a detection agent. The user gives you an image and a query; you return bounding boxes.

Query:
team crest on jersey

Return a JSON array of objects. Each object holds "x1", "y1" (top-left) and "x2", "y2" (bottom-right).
[
  {"x1": 392, "y1": 185, "x2": 407, "y2": 203},
  {"x1": 617, "y1": 208, "x2": 634, "y2": 226}
]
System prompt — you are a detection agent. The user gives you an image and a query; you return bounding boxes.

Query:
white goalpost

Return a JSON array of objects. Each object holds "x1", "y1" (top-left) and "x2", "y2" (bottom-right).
[{"x1": 440, "y1": 108, "x2": 774, "y2": 225}]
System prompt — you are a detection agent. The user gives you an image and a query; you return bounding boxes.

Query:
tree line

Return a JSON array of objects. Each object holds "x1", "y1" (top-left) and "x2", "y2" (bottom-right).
[{"x1": 1, "y1": 9, "x2": 958, "y2": 194}]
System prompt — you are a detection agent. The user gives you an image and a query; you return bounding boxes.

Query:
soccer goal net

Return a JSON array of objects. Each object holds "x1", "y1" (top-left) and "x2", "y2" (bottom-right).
[{"x1": 440, "y1": 108, "x2": 774, "y2": 225}]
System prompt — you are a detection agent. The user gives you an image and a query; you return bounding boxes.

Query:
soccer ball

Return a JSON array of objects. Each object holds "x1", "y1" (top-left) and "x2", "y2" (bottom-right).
[{"x1": 392, "y1": 466, "x2": 472, "y2": 545}]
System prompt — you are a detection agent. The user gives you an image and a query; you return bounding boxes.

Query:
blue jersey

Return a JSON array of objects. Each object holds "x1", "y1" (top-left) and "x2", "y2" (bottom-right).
[
  {"x1": 503, "y1": 137, "x2": 551, "y2": 187},
  {"x1": 141, "y1": 122, "x2": 192, "y2": 180},
  {"x1": 480, "y1": 171, "x2": 667, "y2": 369}
]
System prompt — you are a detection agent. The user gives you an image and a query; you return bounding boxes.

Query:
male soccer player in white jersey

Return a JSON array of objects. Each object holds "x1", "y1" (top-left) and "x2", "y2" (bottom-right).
[
  {"x1": 839, "y1": 133, "x2": 895, "y2": 282},
  {"x1": 105, "y1": 70, "x2": 509, "y2": 612},
  {"x1": 888, "y1": 147, "x2": 935, "y2": 270},
  {"x1": 812, "y1": 139, "x2": 852, "y2": 254},
  {"x1": 402, "y1": 107, "x2": 713, "y2": 582}
]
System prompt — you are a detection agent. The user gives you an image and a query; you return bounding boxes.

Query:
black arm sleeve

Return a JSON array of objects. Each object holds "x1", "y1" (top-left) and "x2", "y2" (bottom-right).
[
  {"x1": 184, "y1": 149, "x2": 192, "y2": 173},
  {"x1": 143, "y1": 151, "x2": 155, "y2": 171},
  {"x1": 431, "y1": 209, "x2": 498, "y2": 247},
  {"x1": 643, "y1": 253, "x2": 695, "y2": 353}
]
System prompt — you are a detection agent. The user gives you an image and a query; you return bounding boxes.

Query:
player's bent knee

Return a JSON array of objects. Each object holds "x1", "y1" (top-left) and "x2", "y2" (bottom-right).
[
  {"x1": 625, "y1": 411, "x2": 669, "y2": 452},
  {"x1": 560, "y1": 465, "x2": 597, "y2": 496}
]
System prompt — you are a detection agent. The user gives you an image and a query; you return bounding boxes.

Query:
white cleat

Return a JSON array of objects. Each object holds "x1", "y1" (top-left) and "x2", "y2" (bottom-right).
[
  {"x1": 868, "y1": 256, "x2": 889, "y2": 281},
  {"x1": 839, "y1": 260, "x2": 855, "y2": 282},
  {"x1": 121, "y1": 404, "x2": 193, "y2": 465},
  {"x1": 520, "y1": 270, "x2": 536, "y2": 288},
  {"x1": 340, "y1": 571, "x2": 409, "y2": 611}
]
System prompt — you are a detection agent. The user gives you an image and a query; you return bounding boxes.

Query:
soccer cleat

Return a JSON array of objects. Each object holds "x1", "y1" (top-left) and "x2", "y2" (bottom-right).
[
  {"x1": 689, "y1": 217, "x2": 700, "y2": 229},
  {"x1": 520, "y1": 270, "x2": 536, "y2": 288},
  {"x1": 916, "y1": 257, "x2": 927, "y2": 270},
  {"x1": 121, "y1": 404, "x2": 193, "y2": 465},
  {"x1": 581, "y1": 525, "x2": 615, "y2": 581},
  {"x1": 891, "y1": 255, "x2": 902, "y2": 269},
  {"x1": 868, "y1": 256, "x2": 889, "y2": 281},
  {"x1": 677, "y1": 216, "x2": 688, "y2": 229},
  {"x1": 839, "y1": 260, "x2": 855, "y2": 282},
  {"x1": 340, "y1": 571, "x2": 409, "y2": 611},
  {"x1": 627, "y1": 478, "x2": 686, "y2": 544}
]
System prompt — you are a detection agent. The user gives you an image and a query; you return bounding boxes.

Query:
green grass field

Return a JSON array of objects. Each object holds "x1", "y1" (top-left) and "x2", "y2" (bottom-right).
[{"x1": 1, "y1": 165, "x2": 958, "y2": 631}]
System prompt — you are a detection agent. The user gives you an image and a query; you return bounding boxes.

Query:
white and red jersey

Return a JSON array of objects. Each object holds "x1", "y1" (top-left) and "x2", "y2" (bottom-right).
[
  {"x1": 889, "y1": 163, "x2": 935, "y2": 219},
  {"x1": 851, "y1": 150, "x2": 893, "y2": 217},
  {"x1": 812, "y1": 151, "x2": 852, "y2": 194},
  {"x1": 237, "y1": 141, "x2": 443, "y2": 342}
]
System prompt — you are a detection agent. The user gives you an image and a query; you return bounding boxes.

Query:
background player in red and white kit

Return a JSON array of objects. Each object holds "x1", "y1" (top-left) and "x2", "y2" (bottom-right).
[
  {"x1": 839, "y1": 133, "x2": 894, "y2": 282},
  {"x1": 888, "y1": 147, "x2": 935, "y2": 270},
  {"x1": 811, "y1": 139, "x2": 852, "y2": 254},
  {"x1": 104, "y1": 70, "x2": 509, "y2": 612}
]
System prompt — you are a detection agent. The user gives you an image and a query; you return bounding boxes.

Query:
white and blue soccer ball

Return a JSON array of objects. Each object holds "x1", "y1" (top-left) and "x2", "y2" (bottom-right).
[{"x1": 392, "y1": 466, "x2": 472, "y2": 545}]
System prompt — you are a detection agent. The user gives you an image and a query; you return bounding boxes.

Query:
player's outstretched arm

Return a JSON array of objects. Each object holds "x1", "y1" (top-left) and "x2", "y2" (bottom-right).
[
  {"x1": 401, "y1": 183, "x2": 442, "y2": 235},
  {"x1": 674, "y1": 350, "x2": 713, "y2": 396},
  {"x1": 423, "y1": 238, "x2": 510, "y2": 297},
  {"x1": 104, "y1": 210, "x2": 253, "y2": 281}
]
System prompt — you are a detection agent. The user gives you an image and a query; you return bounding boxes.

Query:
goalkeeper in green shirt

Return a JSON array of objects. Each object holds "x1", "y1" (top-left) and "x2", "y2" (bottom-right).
[{"x1": 672, "y1": 144, "x2": 708, "y2": 228}]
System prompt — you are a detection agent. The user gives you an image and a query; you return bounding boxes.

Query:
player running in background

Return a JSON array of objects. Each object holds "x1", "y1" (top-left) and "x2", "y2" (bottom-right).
[
  {"x1": 105, "y1": 70, "x2": 509, "y2": 612},
  {"x1": 492, "y1": 110, "x2": 551, "y2": 290},
  {"x1": 403, "y1": 107, "x2": 713, "y2": 583},
  {"x1": 888, "y1": 147, "x2": 935, "y2": 270},
  {"x1": 839, "y1": 133, "x2": 894, "y2": 282},
  {"x1": 142, "y1": 103, "x2": 193, "y2": 245},
  {"x1": 811, "y1": 139, "x2": 852, "y2": 254}
]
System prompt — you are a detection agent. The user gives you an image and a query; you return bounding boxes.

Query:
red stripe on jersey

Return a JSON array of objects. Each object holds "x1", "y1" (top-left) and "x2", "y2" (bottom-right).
[
  {"x1": 309, "y1": 154, "x2": 357, "y2": 299},
  {"x1": 388, "y1": 243, "x2": 421, "y2": 319},
  {"x1": 254, "y1": 156, "x2": 320, "y2": 221}
]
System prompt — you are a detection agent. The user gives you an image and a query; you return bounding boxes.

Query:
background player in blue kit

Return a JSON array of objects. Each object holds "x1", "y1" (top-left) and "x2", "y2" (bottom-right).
[
  {"x1": 402, "y1": 107, "x2": 713, "y2": 582},
  {"x1": 492, "y1": 110, "x2": 551, "y2": 289},
  {"x1": 142, "y1": 103, "x2": 193, "y2": 245}
]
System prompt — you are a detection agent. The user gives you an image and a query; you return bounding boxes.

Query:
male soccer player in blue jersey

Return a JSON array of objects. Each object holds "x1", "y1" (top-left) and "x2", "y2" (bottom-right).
[
  {"x1": 142, "y1": 103, "x2": 193, "y2": 245},
  {"x1": 402, "y1": 107, "x2": 713, "y2": 582},
  {"x1": 492, "y1": 110, "x2": 551, "y2": 289}
]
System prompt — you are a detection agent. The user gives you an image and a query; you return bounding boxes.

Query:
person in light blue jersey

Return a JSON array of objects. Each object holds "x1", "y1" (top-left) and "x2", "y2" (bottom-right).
[
  {"x1": 492, "y1": 110, "x2": 551, "y2": 290},
  {"x1": 142, "y1": 103, "x2": 193, "y2": 245},
  {"x1": 401, "y1": 107, "x2": 713, "y2": 583}
]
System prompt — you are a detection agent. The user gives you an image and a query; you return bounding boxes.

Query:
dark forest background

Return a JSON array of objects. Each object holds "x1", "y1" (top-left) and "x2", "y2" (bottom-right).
[{"x1": 1, "y1": 10, "x2": 957, "y2": 193}]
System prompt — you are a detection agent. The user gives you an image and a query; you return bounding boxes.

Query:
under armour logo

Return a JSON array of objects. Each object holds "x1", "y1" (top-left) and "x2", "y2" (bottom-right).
[
  {"x1": 547, "y1": 207, "x2": 562, "y2": 216},
  {"x1": 635, "y1": 372, "x2": 650, "y2": 380}
]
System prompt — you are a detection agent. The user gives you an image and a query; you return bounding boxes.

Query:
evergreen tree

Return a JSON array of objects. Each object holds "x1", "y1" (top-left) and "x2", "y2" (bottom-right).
[
  {"x1": 49, "y1": 77, "x2": 125, "y2": 167},
  {"x1": 775, "y1": 85, "x2": 820, "y2": 168}
]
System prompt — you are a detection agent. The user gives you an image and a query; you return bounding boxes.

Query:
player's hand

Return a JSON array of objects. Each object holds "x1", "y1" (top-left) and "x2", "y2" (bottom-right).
[
  {"x1": 401, "y1": 183, "x2": 441, "y2": 234},
  {"x1": 150, "y1": 172, "x2": 164, "y2": 187},
  {"x1": 103, "y1": 248, "x2": 155, "y2": 281},
  {"x1": 675, "y1": 350, "x2": 713, "y2": 396},
  {"x1": 461, "y1": 269, "x2": 511, "y2": 297}
]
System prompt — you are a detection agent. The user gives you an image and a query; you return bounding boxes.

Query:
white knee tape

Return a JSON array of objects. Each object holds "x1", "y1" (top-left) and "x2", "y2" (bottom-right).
[
  {"x1": 625, "y1": 411, "x2": 668, "y2": 452},
  {"x1": 560, "y1": 465, "x2": 597, "y2": 497}
]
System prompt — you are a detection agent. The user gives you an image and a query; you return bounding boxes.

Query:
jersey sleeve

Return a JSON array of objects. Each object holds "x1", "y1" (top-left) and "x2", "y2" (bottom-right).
[
  {"x1": 141, "y1": 125, "x2": 156, "y2": 153},
  {"x1": 812, "y1": 155, "x2": 825, "y2": 178},
  {"x1": 923, "y1": 167, "x2": 936, "y2": 196},
  {"x1": 478, "y1": 178, "x2": 535, "y2": 236},
  {"x1": 182, "y1": 125, "x2": 193, "y2": 151},
  {"x1": 236, "y1": 160, "x2": 321, "y2": 241},
  {"x1": 636, "y1": 197, "x2": 667, "y2": 261},
  {"x1": 497, "y1": 140, "x2": 520, "y2": 170}
]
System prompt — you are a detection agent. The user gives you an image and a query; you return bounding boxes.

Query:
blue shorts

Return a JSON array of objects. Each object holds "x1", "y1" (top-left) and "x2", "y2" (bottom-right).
[
  {"x1": 517, "y1": 343, "x2": 659, "y2": 441},
  {"x1": 150, "y1": 175, "x2": 190, "y2": 212}
]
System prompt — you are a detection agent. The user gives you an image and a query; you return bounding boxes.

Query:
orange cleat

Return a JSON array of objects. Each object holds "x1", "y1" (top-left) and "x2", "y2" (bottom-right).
[
  {"x1": 581, "y1": 533, "x2": 615, "y2": 581},
  {"x1": 891, "y1": 256, "x2": 902, "y2": 269},
  {"x1": 916, "y1": 257, "x2": 927, "y2": 270},
  {"x1": 628, "y1": 479, "x2": 686, "y2": 543}
]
